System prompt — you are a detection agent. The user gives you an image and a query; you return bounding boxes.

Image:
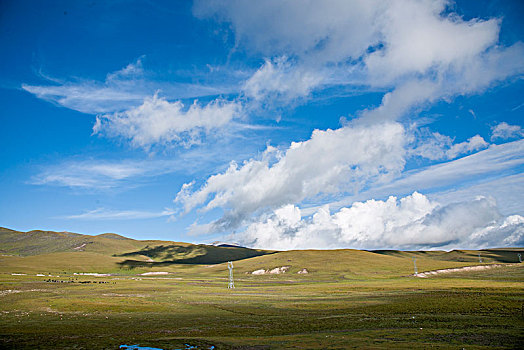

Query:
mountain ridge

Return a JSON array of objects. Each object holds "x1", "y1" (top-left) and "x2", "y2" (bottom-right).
[{"x1": 0, "y1": 226, "x2": 272, "y2": 266}]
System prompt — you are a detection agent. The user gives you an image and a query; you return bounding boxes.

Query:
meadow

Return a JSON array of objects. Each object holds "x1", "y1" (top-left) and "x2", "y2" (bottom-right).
[{"x1": 1, "y1": 227, "x2": 523, "y2": 349}]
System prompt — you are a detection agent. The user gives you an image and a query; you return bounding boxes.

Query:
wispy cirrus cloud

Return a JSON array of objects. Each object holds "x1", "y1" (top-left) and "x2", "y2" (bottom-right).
[
  {"x1": 62, "y1": 207, "x2": 176, "y2": 220},
  {"x1": 379, "y1": 139, "x2": 524, "y2": 194},
  {"x1": 22, "y1": 59, "x2": 148, "y2": 114},
  {"x1": 22, "y1": 58, "x2": 234, "y2": 115},
  {"x1": 326, "y1": 139, "x2": 524, "y2": 215},
  {"x1": 31, "y1": 159, "x2": 179, "y2": 189},
  {"x1": 30, "y1": 134, "x2": 269, "y2": 191},
  {"x1": 431, "y1": 173, "x2": 524, "y2": 217},
  {"x1": 23, "y1": 58, "x2": 253, "y2": 151}
]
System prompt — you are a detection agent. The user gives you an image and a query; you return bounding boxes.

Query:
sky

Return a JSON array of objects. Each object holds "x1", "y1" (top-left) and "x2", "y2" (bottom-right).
[{"x1": 1, "y1": 0, "x2": 523, "y2": 250}]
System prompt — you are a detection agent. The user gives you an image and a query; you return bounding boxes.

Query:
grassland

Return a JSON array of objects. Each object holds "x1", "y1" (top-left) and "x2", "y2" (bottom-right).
[{"x1": 0, "y1": 227, "x2": 523, "y2": 349}]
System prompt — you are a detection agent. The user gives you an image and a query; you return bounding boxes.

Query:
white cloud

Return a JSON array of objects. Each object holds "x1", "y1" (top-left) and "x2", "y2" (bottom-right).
[
  {"x1": 342, "y1": 140, "x2": 524, "y2": 207},
  {"x1": 325, "y1": 139, "x2": 524, "y2": 217},
  {"x1": 194, "y1": 0, "x2": 381, "y2": 61},
  {"x1": 491, "y1": 122, "x2": 524, "y2": 141},
  {"x1": 176, "y1": 132, "x2": 523, "y2": 236},
  {"x1": 93, "y1": 94, "x2": 242, "y2": 149},
  {"x1": 177, "y1": 131, "x2": 522, "y2": 237},
  {"x1": 358, "y1": 42, "x2": 524, "y2": 123},
  {"x1": 176, "y1": 122, "x2": 406, "y2": 231},
  {"x1": 237, "y1": 192, "x2": 523, "y2": 250},
  {"x1": 445, "y1": 135, "x2": 488, "y2": 159},
  {"x1": 197, "y1": 0, "x2": 524, "y2": 119},
  {"x1": 23, "y1": 3, "x2": 524, "y2": 154},
  {"x1": 430, "y1": 173, "x2": 524, "y2": 217},
  {"x1": 31, "y1": 132, "x2": 273, "y2": 192},
  {"x1": 22, "y1": 82, "x2": 145, "y2": 115},
  {"x1": 411, "y1": 132, "x2": 488, "y2": 160},
  {"x1": 364, "y1": 1, "x2": 500, "y2": 85},
  {"x1": 22, "y1": 58, "x2": 233, "y2": 115},
  {"x1": 410, "y1": 131, "x2": 454, "y2": 160},
  {"x1": 22, "y1": 59, "x2": 147, "y2": 114},
  {"x1": 31, "y1": 159, "x2": 179, "y2": 189},
  {"x1": 62, "y1": 208, "x2": 175, "y2": 220},
  {"x1": 242, "y1": 57, "x2": 324, "y2": 105},
  {"x1": 178, "y1": 1, "x2": 524, "y2": 239},
  {"x1": 379, "y1": 139, "x2": 524, "y2": 194}
]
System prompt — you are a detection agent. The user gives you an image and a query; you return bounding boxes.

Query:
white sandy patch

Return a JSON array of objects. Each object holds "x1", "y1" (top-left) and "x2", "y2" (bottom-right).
[
  {"x1": 251, "y1": 266, "x2": 290, "y2": 275},
  {"x1": 269, "y1": 266, "x2": 290, "y2": 274},
  {"x1": 1, "y1": 289, "x2": 51, "y2": 297},
  {"x1": 73, "y1": 272, "x2": 110, "y2": 277},
  {"x1": 102, "y1": 293, "x2": 148, "y2": 297},
  {"x1": 0, "y1": 290, "x2": 22, "y2": 296},
  {"x1": 11, "y1": 273, "x2": 26, "y2": 276},
  {"x1": 140, "y1": 271, "x2": 170, "y2": 276},
  {"x1": 297, "y1": 268, "x2": 309, "y2": 274},
  {"x1": 415, "y1": 264, "x2": 505, "y2": 278}
]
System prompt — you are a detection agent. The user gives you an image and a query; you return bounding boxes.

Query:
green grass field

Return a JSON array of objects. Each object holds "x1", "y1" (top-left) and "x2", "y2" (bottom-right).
[{"x1": 1, "y1": 227, "x2": 523, "y2": 349}]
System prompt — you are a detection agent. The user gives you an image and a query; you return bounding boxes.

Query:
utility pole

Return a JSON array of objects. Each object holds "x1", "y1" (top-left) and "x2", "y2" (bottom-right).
[{"x1": 227, "y1": 261, "x2": 235, "y2": 289}]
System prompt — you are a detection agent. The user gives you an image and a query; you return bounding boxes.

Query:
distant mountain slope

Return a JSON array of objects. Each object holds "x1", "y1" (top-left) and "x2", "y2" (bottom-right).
[
  {"x1": 0, "y1": 227, "x2": 87, "y2": 256},
  {"x1": 2, "y1": 227, "x2": 521, "y2": 276},
  {"x1": 0, "y1": 227, "x2": 272, "y2": 266},
  {"x1": 96, "y1": 233, "x2": 131, "y2": 240},
  {"x1": 371, "y1": 248, "x2": 524, "y2": 264},
  {"x1": 192, "y1": 248, "x2": 520, "y2": 280},
  {"x1": 116, "y1": 244, "x2": 271, "y2": 268}
]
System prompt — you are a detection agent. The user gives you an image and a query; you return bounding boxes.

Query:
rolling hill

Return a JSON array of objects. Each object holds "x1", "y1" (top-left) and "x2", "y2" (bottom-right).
[
  {"x1": 371, "y1": 248, "x2": 524, "y2": 263},
  {"x1": 1, "y1": 226, "x2": 522, "y2": 277},
  {"x1": 0, "y1": 227, "x2": 272, "y2": 272}
]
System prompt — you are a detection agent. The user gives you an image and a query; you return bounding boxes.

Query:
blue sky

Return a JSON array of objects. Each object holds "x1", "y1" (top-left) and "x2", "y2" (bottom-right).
[{"x1": 1, "y1": 0, "x2": 523, "y2": 250}]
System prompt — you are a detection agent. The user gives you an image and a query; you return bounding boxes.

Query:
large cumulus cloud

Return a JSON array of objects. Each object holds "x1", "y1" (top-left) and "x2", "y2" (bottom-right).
[
  {"x1": 238, "y1": 192, "x2": 524, "y2": 250},
  {"x1": 176, "y1": 122, "x2": 407, "y2": 231},
  {"x1": 180, "y1": 0, "x2": 524, "y2": 237}
]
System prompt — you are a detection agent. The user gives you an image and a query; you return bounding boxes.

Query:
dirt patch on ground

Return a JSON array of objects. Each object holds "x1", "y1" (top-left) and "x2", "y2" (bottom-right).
[
  {"x1": 1, "y1": 289, "x2": 51, "y2": 297},
  {"x1": 102, "y1": 293, "x2": 149, "y2": 298},
  {"x1": 251, "y1": 266, "x2": 291, "y2": 275},
  {"x1": 0, "y1": 290, "x2": 22, "y2": 297},
  {"x1": 415, "y1": 264, "x2": 506, "y2": 278}
]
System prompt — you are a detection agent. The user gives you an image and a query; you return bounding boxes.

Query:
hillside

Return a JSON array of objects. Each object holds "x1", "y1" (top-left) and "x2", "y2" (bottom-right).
[
  {"x1": 0, "y1": 227, "x2": 272, "y2": 270},
  {"x1": 1, "y1": 226, "x2": 522, "y2": 277},
  {"x1": 372, "y1": 248, "x2": 524, "y2": 264}
]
